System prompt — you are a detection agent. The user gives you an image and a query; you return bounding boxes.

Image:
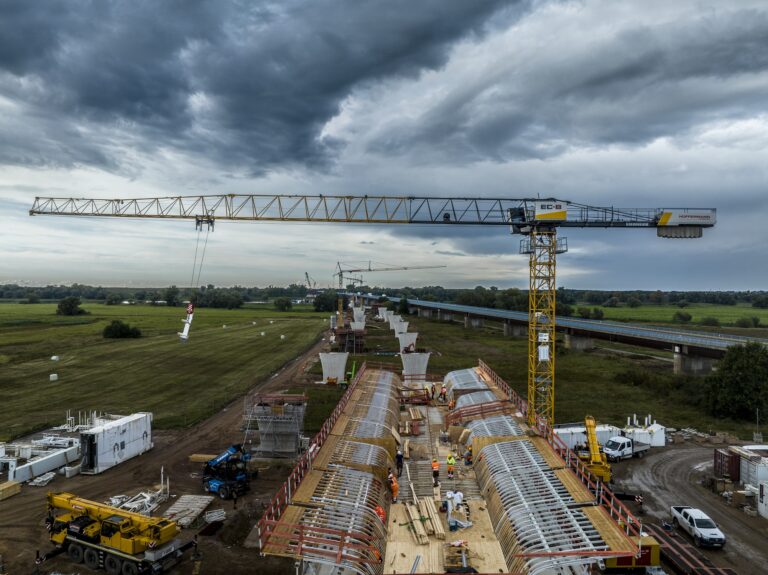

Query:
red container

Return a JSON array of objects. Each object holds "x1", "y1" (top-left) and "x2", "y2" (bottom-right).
[{"x1": 713, "y1": 448, "x2": 740, "y2": 481}]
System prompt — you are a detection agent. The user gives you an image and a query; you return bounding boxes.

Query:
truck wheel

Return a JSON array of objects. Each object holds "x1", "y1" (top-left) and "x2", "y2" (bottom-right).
[
  {"x1": 105, "y1": 554, "x2": 122, "y2": 575},
  {"x1": 694, "y1": 535, "x2": 701, "y2": 547},
  {"x1": 203, "y1": 482, "x2": 211, "y2": 493},
  {"x1": 219, "y1": 486, "x2": 230, "y2": 500},
  {"x1": 122, "y1": 561, "x2": 139, "y2": 575},
  {"x1": 672, "y1": 518, "x2": 679, "y2": 528},
  {"x1": 68, "y1": 543, "x2": 85, "y2": 563},
  {"x1": 84, "y1": 548, "x2": 100, "y2": 570},
  {"x1": 637, "y1": 451, "x2": 644, "y2": 459}
]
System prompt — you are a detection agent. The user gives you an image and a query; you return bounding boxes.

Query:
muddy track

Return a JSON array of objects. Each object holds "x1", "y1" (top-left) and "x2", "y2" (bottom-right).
[{"x1": 616, "y1": 443, "x2": 768, "y2": 574}]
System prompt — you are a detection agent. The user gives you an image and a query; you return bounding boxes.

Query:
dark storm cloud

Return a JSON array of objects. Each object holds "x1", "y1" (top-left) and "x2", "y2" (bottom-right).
[
  {"x1": 0, "y1": 0, "x2": 514, "y2": 172},
  {"x1": 368, "y1": 6, "x2": 768, "y2": 161}
]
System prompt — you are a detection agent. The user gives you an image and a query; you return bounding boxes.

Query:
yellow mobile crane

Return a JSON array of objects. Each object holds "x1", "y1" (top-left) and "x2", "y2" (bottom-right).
[
  {"x1": 583, "y1": 415, "x2": 612, "y2": 483},
  {"x1": 44, "y1": 491, "x2": 196, "y2": 574},
  {"x1": 30, "y1": 195, "x2": 715, "y2": 426}
]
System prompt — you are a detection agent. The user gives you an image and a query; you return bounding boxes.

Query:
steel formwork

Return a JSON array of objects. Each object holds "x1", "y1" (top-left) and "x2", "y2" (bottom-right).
[
  {"x1": 476, "y1": 440, "x2": 609, "y2": 574},
  {"x1": 465, "y1": 414, "x2": 524, "y2": 443},
  {"x1": 444, "y1": 367, "x2": 489, "y2": 399},
  {"x1": 455, "y1": 390, "x2": 499, "y2": 410},
  {"x1": 259, "y1": 365, "x2": 398, "y2": 575}
]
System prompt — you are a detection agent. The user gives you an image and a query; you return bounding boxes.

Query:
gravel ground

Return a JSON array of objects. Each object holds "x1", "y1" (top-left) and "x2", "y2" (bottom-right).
[{"x1": 613, "y1": 440, "x2": 768, "y2": 575}]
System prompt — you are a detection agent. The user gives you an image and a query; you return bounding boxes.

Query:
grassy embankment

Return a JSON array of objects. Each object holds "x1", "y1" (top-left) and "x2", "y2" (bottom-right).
[
  {"x1": 0, "y1": 302, "x2": 327, "y2": 441},
  {"x1": 584, "y1": 302, "x2": 768, "y2": 334},
  {"x1": 340, "y1": 313, "x2": 758, "y2": 439}
]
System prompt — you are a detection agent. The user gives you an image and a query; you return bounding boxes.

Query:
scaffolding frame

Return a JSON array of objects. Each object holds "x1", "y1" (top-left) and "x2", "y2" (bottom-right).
[{"x1": 245, "y1": 394, "x2": 308, "y2": 457}]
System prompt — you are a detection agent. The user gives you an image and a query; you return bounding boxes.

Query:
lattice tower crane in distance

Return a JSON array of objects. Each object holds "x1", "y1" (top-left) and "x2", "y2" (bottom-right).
[
  {"x1": 30, "y1": 194, "x2": 716, "y2": 427},
  {"x1": 333, "y1": 272, "x2": 364, "y2": 323},
  {"x1": 335, "y1": 260, "x2": 448, "y2": 290}
]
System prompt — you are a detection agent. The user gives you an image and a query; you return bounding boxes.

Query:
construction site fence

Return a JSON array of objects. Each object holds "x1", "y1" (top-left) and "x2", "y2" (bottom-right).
[
  {"x1": 257, "y1": 361, "x2": 369, "y2": 550},
  {"x1": 477, "y1": 360, "x2": 644, "y2": 553}
]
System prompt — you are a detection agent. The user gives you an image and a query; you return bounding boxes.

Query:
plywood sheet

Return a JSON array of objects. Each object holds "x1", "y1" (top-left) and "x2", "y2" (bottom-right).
[
  {"x1": 554, "y1": 468, "x2": 595, "y2": 503},
  {"x1": 582, "y1": 506, "x2": 637, "y2": 554},
  {"x1": 530, "y1": 436, "x2": 565, "y2": 469},
  {"x1": 261, "y1": 505, "x2": 305, "y2": 557},
  {"x1": 0, "y1": 480, "x2": 20, "y2": 501}
]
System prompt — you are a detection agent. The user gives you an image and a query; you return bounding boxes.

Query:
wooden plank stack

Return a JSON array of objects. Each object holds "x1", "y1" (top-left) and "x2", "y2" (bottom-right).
[
  {"x1": 0, "y1": 481, "x2": 20, "y2": 501},
  {"x1": 405, "y1": 502, "x2": 429, "y2": 544},
  {"x1": 422, "y1": 497, "x2": 445, "y2": 540}
]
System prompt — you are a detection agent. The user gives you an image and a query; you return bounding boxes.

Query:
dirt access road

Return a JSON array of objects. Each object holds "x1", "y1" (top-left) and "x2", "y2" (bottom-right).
[
  {"x1": 614, "y1": 441, "x2": 768, "y2": 575},
  {"x1": 0, "y1": 335, "x2": 329, "y2": 575}
]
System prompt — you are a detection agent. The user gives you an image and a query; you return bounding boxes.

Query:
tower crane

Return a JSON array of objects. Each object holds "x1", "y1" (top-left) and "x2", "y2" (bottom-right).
[
  {"x1": 335, "y1": 261, "x2": 447, "y2": 290},
  {"x1": 30, "y1": 194, "x2": 715, "y2": 426},
  {"x1": 304, "y1": 272, "x2": 317, "y2": 290}
]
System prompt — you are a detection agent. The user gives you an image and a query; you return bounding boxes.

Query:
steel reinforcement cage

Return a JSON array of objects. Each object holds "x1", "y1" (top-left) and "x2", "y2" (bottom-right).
[
  {"x1": 476, "y1": 361, "x2": 645, "y2": 559},
  {"x1": 258, "y1": 364, "x2": 399, "y2": 575},
  {"x1": 259, "y1": 360, "x2": 644, "y2": 575},
  {"x1": 443, "y1": 367, "x2": 490, "y2": 399},
  {"x1": 475, "y1": 439, "x2": 609, "y2": 574},
  {"x1": 455, "y1": 390, "x2": 500, "y2": 410}
]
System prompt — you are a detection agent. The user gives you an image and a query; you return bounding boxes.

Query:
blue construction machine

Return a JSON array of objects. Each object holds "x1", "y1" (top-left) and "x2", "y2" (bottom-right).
[{"x1": 202, "y1": 444, "x2": 255, "y2": 500}]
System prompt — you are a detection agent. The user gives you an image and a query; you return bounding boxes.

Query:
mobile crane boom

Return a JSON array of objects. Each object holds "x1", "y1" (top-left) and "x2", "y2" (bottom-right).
[
  {"x1": 29, "y1": 194, "x2": 715, "y2": 426},
  {"x1": 45, "y1": 491, "x2": 195, "y2": 573}
]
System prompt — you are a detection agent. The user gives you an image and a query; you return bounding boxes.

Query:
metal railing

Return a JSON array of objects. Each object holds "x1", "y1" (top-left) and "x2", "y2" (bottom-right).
[
  {"x1": 476, "y1": 361, "x2": 644, "y2": 550},
  {"x1": 257, "y1": 362, "x2": 369, "y2": 547}
]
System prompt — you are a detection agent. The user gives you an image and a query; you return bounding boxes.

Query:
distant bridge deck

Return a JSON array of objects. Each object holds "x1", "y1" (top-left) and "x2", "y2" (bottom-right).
[{"x1": 353, "y1": 294, "x2": 768, "y2": 357}]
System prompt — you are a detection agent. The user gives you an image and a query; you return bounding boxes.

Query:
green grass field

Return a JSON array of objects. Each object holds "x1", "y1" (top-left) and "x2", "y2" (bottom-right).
[
  {"x1": 355, "y1": 314, "x2": 759, "y2": 438},
  {"x1": 584, "y1": 302, "x2": 768, "y2": 329},
  {"x1": 0, "y1": 302, "x2": 327, "y2": 440}
]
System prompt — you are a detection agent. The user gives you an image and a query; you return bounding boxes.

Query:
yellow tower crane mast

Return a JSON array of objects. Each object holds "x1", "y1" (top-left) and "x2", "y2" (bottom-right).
[{"x1": 30, "y1": 195, "x2": 715, "y2": 426}]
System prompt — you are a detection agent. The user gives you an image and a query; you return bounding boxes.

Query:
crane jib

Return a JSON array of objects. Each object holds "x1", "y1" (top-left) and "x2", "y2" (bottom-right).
[{"x1": 29, "y1": 195, "x2": 716, "y2": 230}]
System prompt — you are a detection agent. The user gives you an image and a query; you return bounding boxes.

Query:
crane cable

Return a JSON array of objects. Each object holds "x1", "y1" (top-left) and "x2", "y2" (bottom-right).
[
  {"x1": 193, "y1": 227, "x2": 211, "y2": 288},
  {"x1": 189, "y1": 228, "x2": 203, "y2": 289}
]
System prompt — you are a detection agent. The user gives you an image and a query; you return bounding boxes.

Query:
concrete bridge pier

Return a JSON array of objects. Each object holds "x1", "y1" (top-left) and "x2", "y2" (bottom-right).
[
  {"x1": 674, "y1": 346, "x2": 717, "y2": 375},
  {"x1": 511, "y1": 324, "x2": 527, "y2": 337},
  {"x1": 464, "y1": 314, "x2": 470, "y2": 329},
  {"x1": 471, "y1": 318, "x2": 483, "y2": 329},
  {"x1": 564, "y1": 332, "x2": 594, "y2": 351}
]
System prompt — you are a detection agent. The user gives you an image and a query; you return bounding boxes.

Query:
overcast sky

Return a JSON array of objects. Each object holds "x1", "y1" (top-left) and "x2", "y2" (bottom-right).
[{"x1": 1, "y1": 0, "x2": 767, "y2": 291}]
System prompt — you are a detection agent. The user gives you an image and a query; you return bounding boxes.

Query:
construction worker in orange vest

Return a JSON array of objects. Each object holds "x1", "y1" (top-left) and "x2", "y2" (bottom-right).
[
  {"x1": 388, "y1": 470, "x2": 399, "y2": 503},
  {"x1": 431, "y1": 458, "x2": 440, "y2": 486},
  {"x1": 447, "y1": 453, "x2": 456, "y2": 479}
]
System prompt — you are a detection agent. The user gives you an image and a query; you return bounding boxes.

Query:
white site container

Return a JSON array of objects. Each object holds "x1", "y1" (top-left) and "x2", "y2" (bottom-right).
[
  {"x1": 758, "y1": 482, "x2": 768, "y2": 520},
  {"x1": 739, "y1": 455, "x2": 768, "y2": 489},
  {"x1": 554, "y1": 424, "x2": 622, "y2": 450},
  {"x1": 80, "y1": 412, "x2": 153, "y2": 475}
]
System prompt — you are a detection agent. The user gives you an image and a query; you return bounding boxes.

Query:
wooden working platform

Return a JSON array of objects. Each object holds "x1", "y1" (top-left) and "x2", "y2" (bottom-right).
[
  {"x1": 384, "y1": 500, "x2": 507, "y2": 574},
  {"x1": 581, "y1": 506, "x2": 637, "y2": 554}
]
